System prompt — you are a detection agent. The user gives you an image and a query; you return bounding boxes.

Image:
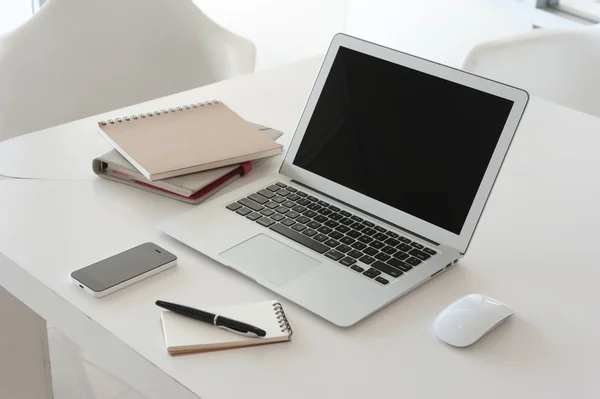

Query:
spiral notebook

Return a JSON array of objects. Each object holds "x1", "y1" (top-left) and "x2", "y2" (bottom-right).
[
  {"x1": 160, "y1": 300, "x2": 293, "y2": 356},
  {"x1": 97, "y1": 101, "x2": 283, "y2": 181}
]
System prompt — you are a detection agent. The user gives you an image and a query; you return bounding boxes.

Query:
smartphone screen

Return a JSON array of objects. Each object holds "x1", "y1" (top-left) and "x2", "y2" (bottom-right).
[{"x1": 71, "y1": 242, "x2": 177, "y2": 292}]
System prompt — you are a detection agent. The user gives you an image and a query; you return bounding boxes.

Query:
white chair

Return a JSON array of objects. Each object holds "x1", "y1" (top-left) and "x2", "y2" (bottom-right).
[
  {"x1": 0, "y1": 0, "x2": 256, "y2": 141},
  {"x1": 463, "y1": 25, "x2": 600, "y2": 118}
]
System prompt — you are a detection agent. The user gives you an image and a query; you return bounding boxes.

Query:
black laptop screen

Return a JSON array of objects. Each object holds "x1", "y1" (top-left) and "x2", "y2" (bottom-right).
[{"x1": 293, "y1": 46, "x2": 514, "y2": 235}]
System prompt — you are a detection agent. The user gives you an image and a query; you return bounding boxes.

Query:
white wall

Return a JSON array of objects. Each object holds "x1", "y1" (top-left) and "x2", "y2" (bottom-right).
[
  {"x1": 0, "y1": 0, "x2": 31, "y2": 35},
  {"x1": 193, "y1": 0, "x2": 348, "y2": 70}
]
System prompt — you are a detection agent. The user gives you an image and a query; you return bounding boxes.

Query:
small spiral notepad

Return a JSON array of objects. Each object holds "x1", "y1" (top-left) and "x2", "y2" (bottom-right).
[{"x1": 160, "y1": 300, "x2": 293, "y2": 355}]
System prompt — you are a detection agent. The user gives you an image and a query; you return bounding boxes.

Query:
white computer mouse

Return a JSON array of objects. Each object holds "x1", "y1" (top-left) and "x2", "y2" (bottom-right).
[{"x1": 434, "y1": 294, "x2": 514, "y2": 347}]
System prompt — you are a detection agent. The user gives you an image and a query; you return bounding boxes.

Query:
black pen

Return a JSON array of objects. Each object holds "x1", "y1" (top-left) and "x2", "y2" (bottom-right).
[{"x1": 155, "y1": 300, "x2": 267, "y2": 338}]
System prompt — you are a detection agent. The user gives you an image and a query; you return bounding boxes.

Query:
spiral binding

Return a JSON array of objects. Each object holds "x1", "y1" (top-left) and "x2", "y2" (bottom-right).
[
  {"x1": 272, "y1": 302, "x2": 293, "y2": 336},
  {"x1": 99, "y1": 100, "x2": 220, "y2": 126}
]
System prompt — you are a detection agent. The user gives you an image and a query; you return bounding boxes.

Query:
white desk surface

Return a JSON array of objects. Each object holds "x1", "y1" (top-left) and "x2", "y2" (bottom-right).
[{"x1": 1, "y1": 57, "x2": 600, "y2": 399}]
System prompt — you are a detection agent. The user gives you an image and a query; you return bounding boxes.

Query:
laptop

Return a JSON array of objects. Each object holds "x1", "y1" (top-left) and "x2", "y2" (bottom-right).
[{"x1": 158, "y1": 34, "x2": 528, "y2": 327}]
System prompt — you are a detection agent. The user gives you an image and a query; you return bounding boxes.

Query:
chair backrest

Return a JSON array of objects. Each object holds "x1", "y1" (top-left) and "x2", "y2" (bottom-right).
[
  {"x1": 463, "y1": 25, "x2": 600, "y2": 118},
  {"x1": 0, "y1": 0, "x2": 256, "y2": 141}
]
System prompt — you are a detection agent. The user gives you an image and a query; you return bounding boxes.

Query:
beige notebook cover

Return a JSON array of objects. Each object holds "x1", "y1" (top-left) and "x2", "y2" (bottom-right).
[
  {"x1": 97, "y1": 101, "x2": 283, "y2": 181},
  {"x1": 160, "y1": 300, "x2": 292, "y2": 356}
]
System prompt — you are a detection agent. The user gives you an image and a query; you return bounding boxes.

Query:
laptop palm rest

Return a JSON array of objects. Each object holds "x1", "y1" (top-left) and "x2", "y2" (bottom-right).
[{"x1": 220, "y1": 234, "x2": 320, "y2": 286}]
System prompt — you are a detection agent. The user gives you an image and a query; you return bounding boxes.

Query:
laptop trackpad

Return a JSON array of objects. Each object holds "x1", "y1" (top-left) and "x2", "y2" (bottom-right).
[{"x1": 220, "y1": 234, "x2": 320, "y2": 286}]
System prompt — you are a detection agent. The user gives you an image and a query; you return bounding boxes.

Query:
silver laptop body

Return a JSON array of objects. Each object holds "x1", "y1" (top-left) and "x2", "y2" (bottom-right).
[{"x1": 159, "y1": 34, "x2": 528, "y2": 327}]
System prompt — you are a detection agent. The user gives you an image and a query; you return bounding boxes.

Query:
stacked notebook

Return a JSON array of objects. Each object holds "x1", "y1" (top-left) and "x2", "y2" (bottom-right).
[
  {"x1": 160, "y1": 300, "x2": 293, "y2": 355},
  {"x1": 93, "y1": 101, "x2": 283, "y2": 203}
]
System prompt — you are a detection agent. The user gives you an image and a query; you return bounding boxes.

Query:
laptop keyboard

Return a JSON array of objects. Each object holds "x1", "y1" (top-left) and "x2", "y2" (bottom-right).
[{"x1": 226, "y1": 182, "x2": 438, "y2": 286}]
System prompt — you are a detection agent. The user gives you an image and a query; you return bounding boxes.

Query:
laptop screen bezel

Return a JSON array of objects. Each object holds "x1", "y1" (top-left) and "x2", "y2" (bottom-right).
[{"x1": 279, "y1": 33, "x2": 528, "y2": 254}]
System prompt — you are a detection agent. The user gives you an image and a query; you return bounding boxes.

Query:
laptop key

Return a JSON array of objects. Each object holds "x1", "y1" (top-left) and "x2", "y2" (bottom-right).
[
  {"x1": 286, "y1": 211, "x2": 300, "y2": 219},
  {"x1": 260, "y1": 209, "x2": 275, "y2": 216},
  {"x1": 359, "y1": 255, "x2": 375, "y2": 265},
  {"x1": 336, "y1": 244, "x2": 351, "y2": 253},
  {"x1": 339, "y1": 217, "x2": 354, "y2": 225},
  {"x1": 406, "y1": 257, "x2": 422, "y2": 266},
  {"x1": 384, "y1": 238, "x2": 400, "y2": 246},
  {"x1": 351, "y1": 216, "x2": 363, "y2": 222},
  {"x1": 226, "y1": 203, "x2": 242, "y2": 211},
  {"x1": 328, "y1": 231, "x2": 344, "y2": 240},
  {"x1": 278, "y1": 189, "x2": 291, "y2": 197},
  {"x1": 302, "y1": 228, "x2": 317, "y2": 237},
  {"x1": 265, "y1": 202, "x2": 279, "y2": 209},
  {"x1": 257, "y1": 189, "x2": 275, "y2": 199},
  {"x1": 296, "y1": 216, "x2": 311, "y2": 224},
  {"x1": 307, "y1": 203, "x2": 321, "y2": 210},
  {"x1": 397, "y1": 243, "x2": 412, "y2": 252},
  {"x1": 364, "y1": 247, "x2": 378, "y2": 256},
  {"x1": 399, "y1": 236, "x2": 411, "y2": 243},
  {"x1": 282, "y1": 200, "x2": 296, "y2": 208},
  {"x1": 318, "y1": 208, "x2": 333, "y2": 216},
  {"x1": 269, "y1": 224, "x2": 330, "y2": 254},
  {"x1": 423, "y1": 248, "x2": 437, "y2": 256},
  {"x1": 314, "y1": 215, "x2": 328, "y2": 223},
  {"x1": 297, "y1": 191, "x2": 307, "y2": 197},
  {"x1": 324, "y1": 220, "x2": 339, "y2": 228},
  {"x1": 324, "y1": 239, "x2": 340, "y2": 248},
  {"x1": 375, "y1": 253, "x2": 391, "y2": 262},
  {"x1": 358, "y1": 236, "x2": 373, "y2": 244},
  {"x1": 387, "y1": 231, "x2": 399, "y2": 238},
  {"x1": 351, "y1": 242, "x2": 367, "y2": 250},
  {"x1": 347, "y1": 230, "x2": 361, "y2": 239},
  {"x1": 387, "y1": 258, "x2": 412, "y2": 272},
  {"x1": 292, "y1": 205, "x2": 306, "y2": 213},
  {"x1": 236, "y1": 207, "x2": 252, "y2": 216},
  {"x1": 335, "y1": 225, "x2": 350, "y2": 233},
  {"x1": 371, "y1": 261, "x2": 403, "y2": 278},
  {"x1": 246, "y1": 212, "x2": 262, "y2": 221},
  {"x1": 303, "y1": 210, "x2": 318, "y2": 218},
  {"x1": 313, "y1": 233, "x2": 328, "y2": 242},
  {"x1": 317, "y1": 226, "x2": 333, "y2": 234},
  {"x1": 270, "y1": 214, "x2": 285, "y2": 221},
  {"x1": 275, "y1": 206, "x2": 290, "y2": 214},
  {"x1": 329, "y1": 213, "x2": 342, "y2": 221},
  {"x1": 374, "y1": 226, "x2": 387, "y2": 233},
  {"x1": 292, "y1": 224, "x2": 306, "y2": 232},
  {"x1": 340, "y1": 237, "x2": 355, "y2": 245},
  {"x1": 238, "y1": 198, "x2": 264, "y2": 211},
  {"x1": 307, "y1": 221, "x2": 321, "y2": 229},
  {"x1": 381, "y1": 245, "x2": 397, "y2": 255},
  {"x1": 281, "y1": 218, "x2": 296, "y2": 227},
  {"x1": 267, "y1": 185, "x2": 281, "y2": 192},
  {"x1": 370, "y1": 241, "x2": 385, "y2": 250},
  {"x1": 375, "y1": 276, "x2": 389, "y2": 285},
  {"x1": 318, "y1": 201, "x2": 329, "y2": 207},
  {"x1": 363, "y1": 268, "x2": 381, "y2": 278},
  {"x1": 276, "y1": 182, "x2": 287, "y2": 188},
  {"x1": 351, "y1": 223, "x2": 365, "y2": 231},
  {"x1": 248, "y1": 193, "x2": 269, "y2": 204},
  {"x1": 348, "y1": 249, "x2": 363, "y2": 259},
  {"x1": 329, "y1": 205, "x2": 340, "y2": 212},
  {"x1": 286, "y1": 187, "x2": 297, "y2": 192},
  {"x1": 256, "y1": 217, "x2": 275, "y2": 227},
  {"x1": 325, "y1": 250, "x2": 344, "y2": 261},
  {"x1": 393, "y1": 251, "x2": 409, "y2": 260},
  {"x1": 340, "y1": 210, "x2": 351, "y2": 217},
  {"x1": 350, "y1": 265, "x2": 365, "y2": 273},
  {"x1": 409, "y1": 248, "x2": 430, "y2": 260},
  {"x1": 339, "y1": 257, "x2": 356, "y2": 266},
  {"x1": 363, "y1": 221, "x2": 375, "y2": 227},
  {"x1": 411, "y1": 242, "x2": 424, "y2": 249},
  {"x1": 287, "y1": 194, "x2": 300, "y2": 201},
  {"x1": 374, "y1": 233, "x2": 388, "y2": 241},
  {"x1": 272, "y1": 196, "x2": 286, "y2": 203},
  {"x1": 307, "y1": 195, "x2": 318, "y2": 202},
  {"x1": 297, "y1": 198, "x2": 311, "y2": 206}
]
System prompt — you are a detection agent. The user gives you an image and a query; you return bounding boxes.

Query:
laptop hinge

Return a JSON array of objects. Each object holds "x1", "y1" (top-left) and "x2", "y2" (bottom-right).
[{"x1": 291, "y1": 180, "x2": 440, "y2": 247}]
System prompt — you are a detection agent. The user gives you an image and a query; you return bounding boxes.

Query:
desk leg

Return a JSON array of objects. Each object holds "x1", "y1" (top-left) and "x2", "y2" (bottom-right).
[{"x1": 0, "y1": 286, "x2": 54, "y2": 399}]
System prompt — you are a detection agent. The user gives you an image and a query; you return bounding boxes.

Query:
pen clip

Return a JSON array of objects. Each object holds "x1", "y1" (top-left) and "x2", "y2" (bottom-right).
[{"x1": 217, "y1": 325, "x2": 259, "y2": 338}]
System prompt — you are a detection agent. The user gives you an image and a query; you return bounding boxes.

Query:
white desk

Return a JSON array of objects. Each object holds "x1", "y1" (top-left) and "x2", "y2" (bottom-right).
[{"x1": 1, "y1": 57, "x2": 600, "y2": 399}]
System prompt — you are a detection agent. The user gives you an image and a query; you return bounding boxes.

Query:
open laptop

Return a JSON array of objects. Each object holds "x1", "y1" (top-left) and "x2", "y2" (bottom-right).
[{"x1": 158, "y1": 34, "x2": 528, "y2": 327}]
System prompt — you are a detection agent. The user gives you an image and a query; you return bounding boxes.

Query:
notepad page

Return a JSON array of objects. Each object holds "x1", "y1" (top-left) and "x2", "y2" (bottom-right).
[{"x1": 161, "y1": 300, "x2": 290, "y2": 354}]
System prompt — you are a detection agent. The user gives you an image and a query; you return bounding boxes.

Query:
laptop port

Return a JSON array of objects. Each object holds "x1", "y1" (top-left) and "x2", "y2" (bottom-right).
[
  {"x1": 431, "y1": 269, "x2": 444, "y2": 278},
  {"x1": 445, "y1": 263, "x2": 452, "y2": 269}
]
